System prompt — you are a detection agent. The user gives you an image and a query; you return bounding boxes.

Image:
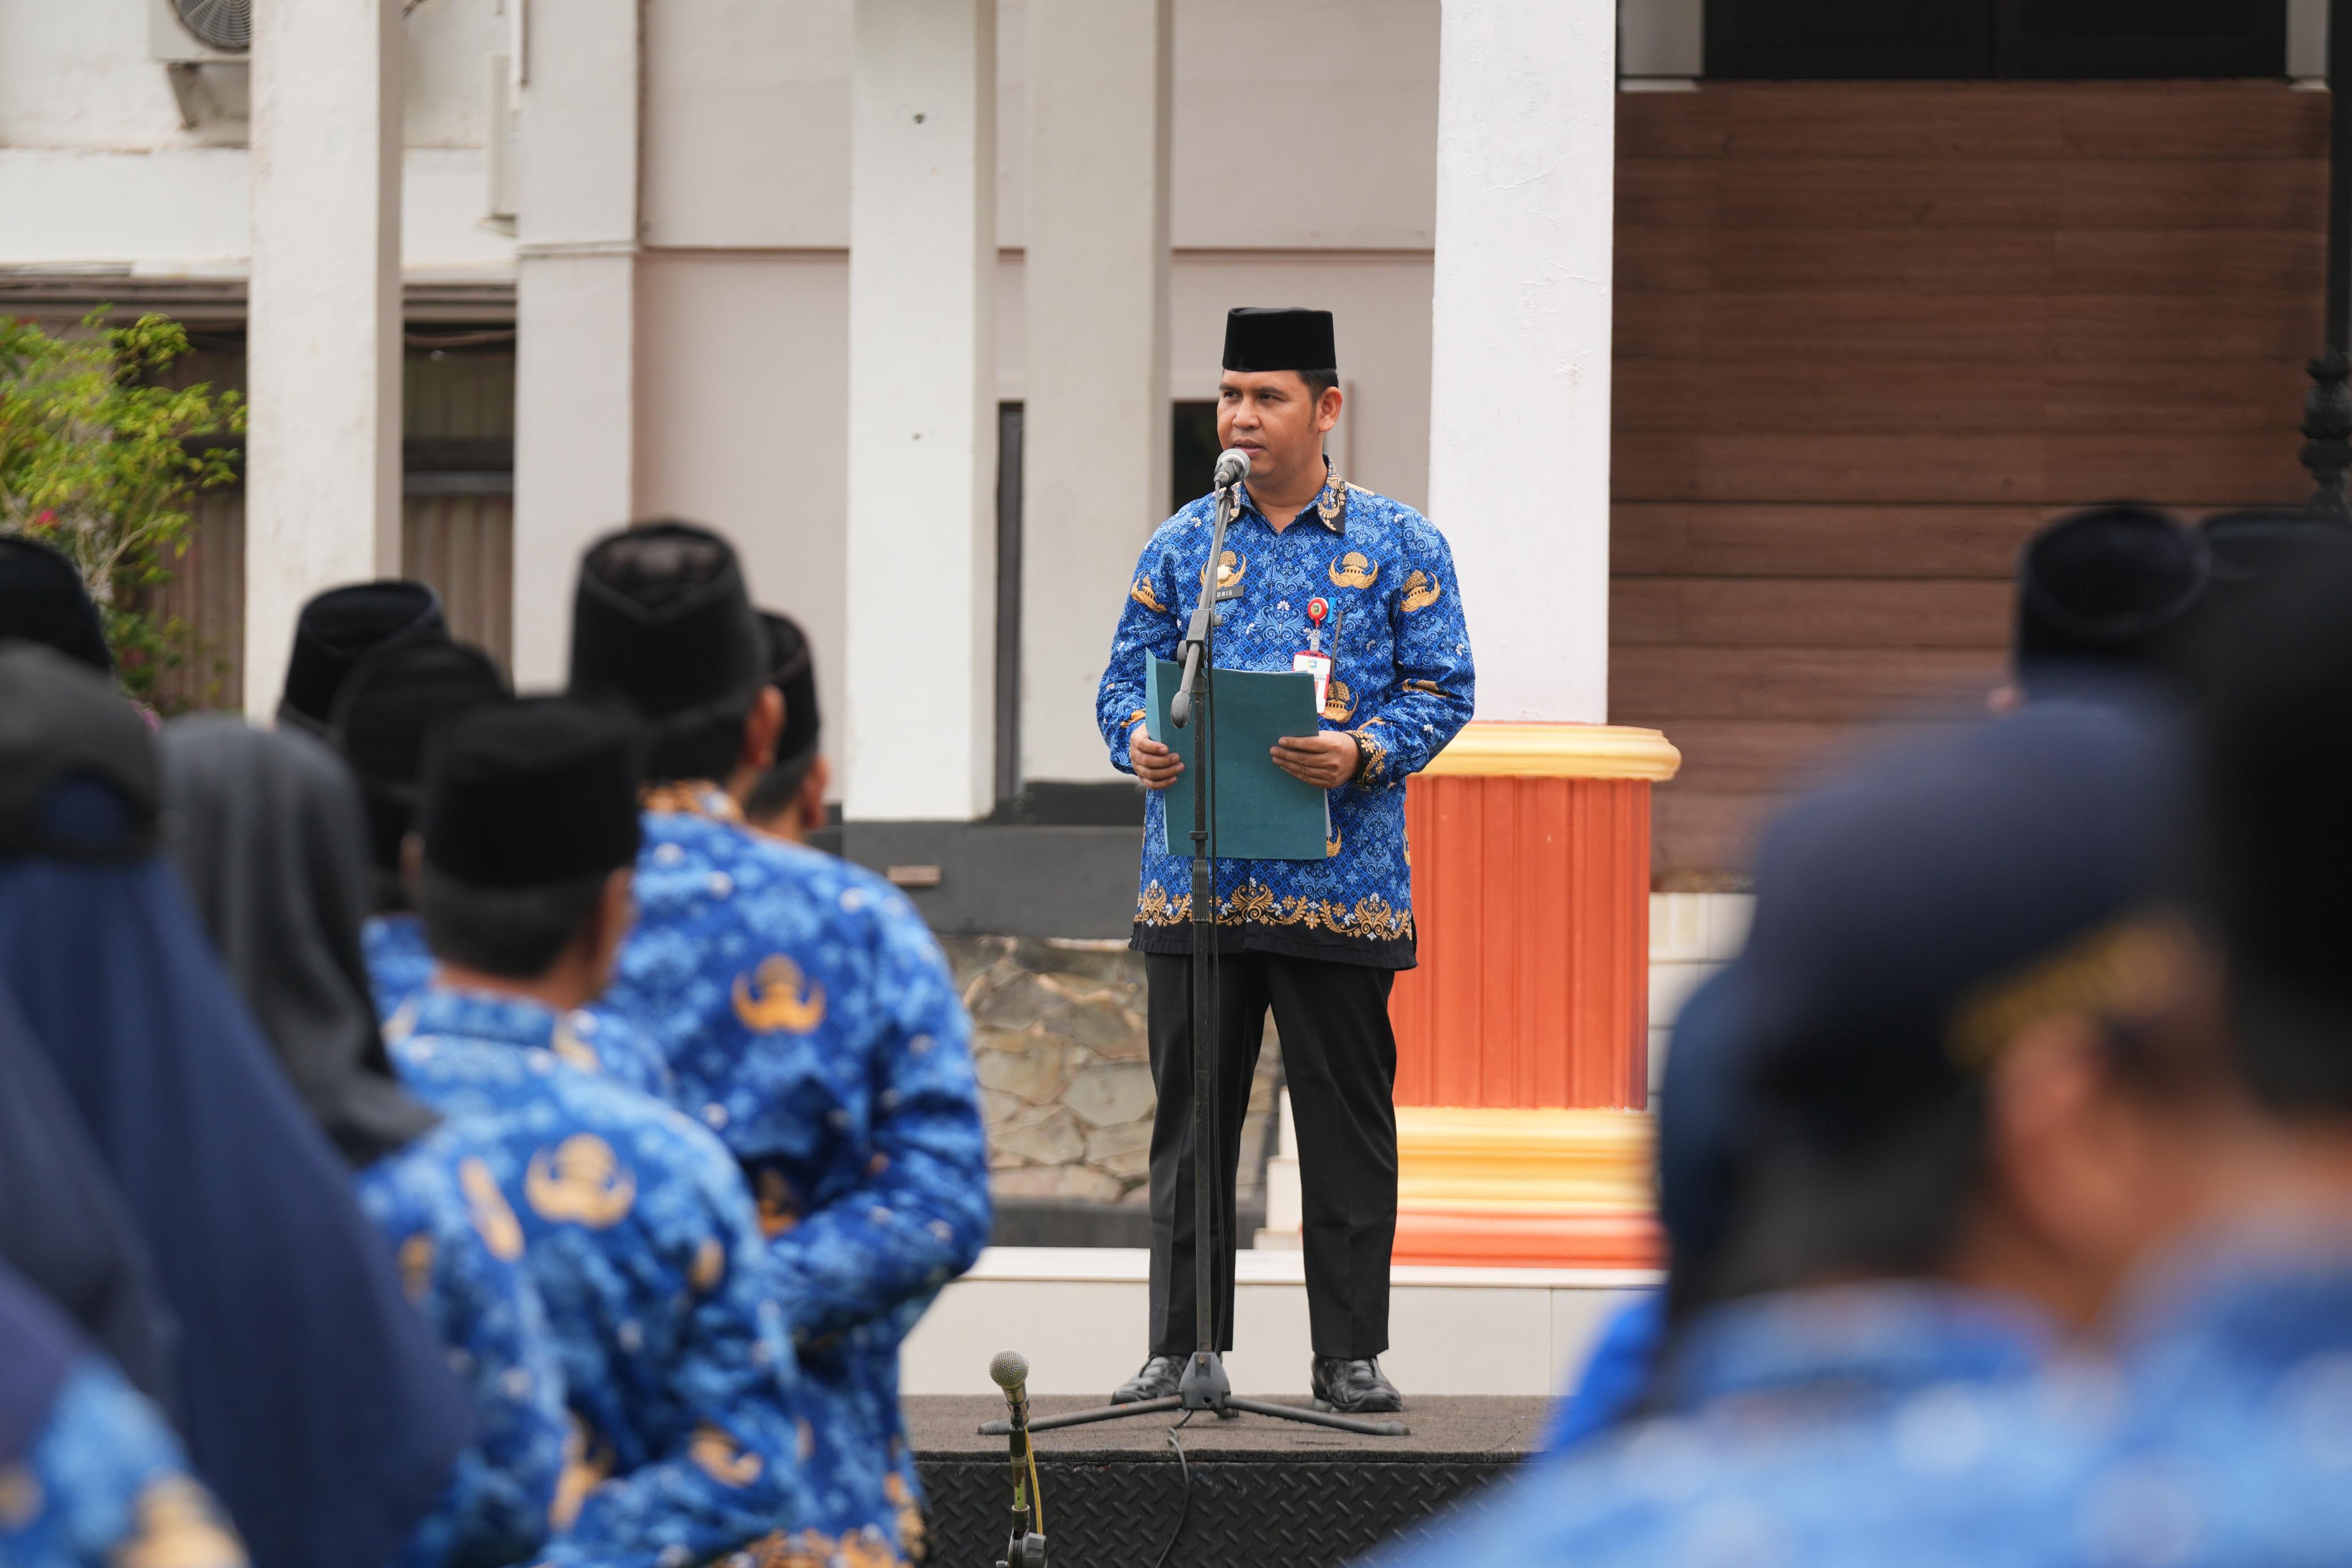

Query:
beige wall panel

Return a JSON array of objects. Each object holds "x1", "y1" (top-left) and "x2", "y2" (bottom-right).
[{"x1": 634, "y1": 252, "x2": 852, "y2": 803}]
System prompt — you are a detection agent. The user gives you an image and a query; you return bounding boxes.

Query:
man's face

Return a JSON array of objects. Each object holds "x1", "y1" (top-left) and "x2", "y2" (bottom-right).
[{"x1": 1217, "y1": 370, "x2": 1334, "y2": 493}]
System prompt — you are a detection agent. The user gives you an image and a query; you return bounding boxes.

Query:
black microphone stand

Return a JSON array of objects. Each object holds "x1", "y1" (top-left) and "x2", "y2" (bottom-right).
[{"x1": 982, "y1": 472, "x2": 1407, "y2": 1443}]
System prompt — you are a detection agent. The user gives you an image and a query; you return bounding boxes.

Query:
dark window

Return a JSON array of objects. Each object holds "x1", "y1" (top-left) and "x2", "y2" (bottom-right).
[
  {"x1": 995, "y1": 401, "x2": 1023, "y2": 807},
  {"x1": 1704, "y1": 0, "x2": 2286, "y2": 79},
  {"x1": 1171, "y1": 400, "x2": 1222, "y2": 516}
]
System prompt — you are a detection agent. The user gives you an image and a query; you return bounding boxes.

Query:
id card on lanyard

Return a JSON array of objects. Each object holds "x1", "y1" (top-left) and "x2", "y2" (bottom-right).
[{"x1": 1293, "y1": 596, "x2": 1333, "y2": 713}]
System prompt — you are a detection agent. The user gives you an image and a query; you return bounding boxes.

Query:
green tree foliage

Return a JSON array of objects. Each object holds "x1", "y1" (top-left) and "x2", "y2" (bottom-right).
[{"x1": 0, "y1": 310, "x2": 243, "y2": 702}]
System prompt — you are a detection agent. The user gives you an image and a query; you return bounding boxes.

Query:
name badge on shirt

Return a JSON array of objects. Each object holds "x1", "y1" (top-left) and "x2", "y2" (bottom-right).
[{"x1": 1295, "y1": 596, "x2": 1333, "y2": 712}]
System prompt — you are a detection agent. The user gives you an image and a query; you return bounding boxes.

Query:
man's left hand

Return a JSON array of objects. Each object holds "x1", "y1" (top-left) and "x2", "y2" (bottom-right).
[{"x1": 1271, "y1": 731, "x2": 1359, "y2": 789}]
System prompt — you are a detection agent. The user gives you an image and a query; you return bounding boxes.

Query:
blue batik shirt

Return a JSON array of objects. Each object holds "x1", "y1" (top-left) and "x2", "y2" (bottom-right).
[
  {"x1": 1, "y1": 1357, "x2": 247, "y2": 1568},
  {"x1": 387, "y1": 985, "x2": 816, "y2": 1568},
  {"x1": 2040, "y1": 1232, "x2": 2352, "y2": 1568},
  {"x1": 1378, "y1": 1282, "x2": 2069, "y2": 1568},
  {"x1": 368, "y1": 914, "x2": 672, "y2": 1098},
  {"x1": 587, "y1": 787, "x2": 990, "y2": 1565},
  {"x1": 1096, "y1": 466, "x2": 1475, "y2": 968},
  {"x1": 354, "y1": 1120, "x2": 569, "y2": 1568}
]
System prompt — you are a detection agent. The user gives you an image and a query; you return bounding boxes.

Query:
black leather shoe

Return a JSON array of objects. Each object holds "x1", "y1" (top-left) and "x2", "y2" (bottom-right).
[
  {"x1": 1111, "y1": 1354, "x2": 1182, "y2": 1404},
  {"x1": 1311, "y1": 1356, "x2": 1403, "y2": 1414}
]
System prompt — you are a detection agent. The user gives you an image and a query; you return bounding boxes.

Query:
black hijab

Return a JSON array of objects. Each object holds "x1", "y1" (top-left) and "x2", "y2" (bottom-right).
[
  {"x1": 160, "y1": 717, "x2": 439, "y2": 1166},
  {"x1": 0, "y1": 644, "x2": 472, "y2": 1568},
  {"x1": 0, "y1": 980, "x2": 175, "y2": 1412}
]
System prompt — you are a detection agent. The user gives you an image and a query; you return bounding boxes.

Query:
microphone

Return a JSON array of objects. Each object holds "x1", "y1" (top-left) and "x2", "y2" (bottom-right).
[
  {"x1": 1213, "y1": 447, "x2": 1251, "y2": 490},
  {"x1": 990, "y1": 1350, "x2": 1030, "y2": 1405}
]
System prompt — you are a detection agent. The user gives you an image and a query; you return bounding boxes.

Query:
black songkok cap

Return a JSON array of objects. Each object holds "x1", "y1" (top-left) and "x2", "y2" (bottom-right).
[
  {"x1": 2202, "y1": 544, "x2": 2352, "y2": 1104},
  {"x1": 0, "y1": 643, "x2": 159, "y2": 861},
  {"x1": 1717, "y1": 701, "x2": 2181, "y2": 1151},
  {"x1": 330, "y1": 640, "x2": 511, "y2": 873},
  {"x1": 760, "y1": 610, "x2": 821, "y2": 765},
  {"x1": 420, "y1": 698, "x2": 642, "y2": 889},
  {"x1": 2014, "y1": 505, "x2": 2208, "y2": 698},
  {"x1": 0, "y1": 536, "x2": 112, "y2": 674},
  {"x1": 1222, "y1": 307, "x2": 1337, "y2": 375},
  {"x1": 279, "y1": 581, "x2": 448, "y2": 734},
  {"x1": 569, "y1": 521, "x2": 767, "y2": 727}
]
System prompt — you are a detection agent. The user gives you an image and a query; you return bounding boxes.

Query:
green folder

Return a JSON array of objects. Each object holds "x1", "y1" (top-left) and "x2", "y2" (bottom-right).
[{"x1": 1144, "y1": 655, "x2": 1331, "y2": 861}]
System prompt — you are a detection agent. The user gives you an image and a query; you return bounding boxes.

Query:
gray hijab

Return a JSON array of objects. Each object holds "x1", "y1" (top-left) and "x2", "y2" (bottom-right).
[{"x1": 160, "y1": 716, "x2": 438, "y2": 1166}]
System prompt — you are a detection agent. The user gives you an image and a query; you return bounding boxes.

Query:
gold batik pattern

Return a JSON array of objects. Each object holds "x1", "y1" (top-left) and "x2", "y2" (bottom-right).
[{"x1": 1134, "y1": 879, "x2": 1413, "y2": 943}]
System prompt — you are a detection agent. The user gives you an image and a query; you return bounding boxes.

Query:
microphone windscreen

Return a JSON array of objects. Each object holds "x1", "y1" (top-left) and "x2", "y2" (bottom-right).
[{"x1": 989, "y1": 1350, "x2": 1030, "y2": 1391}]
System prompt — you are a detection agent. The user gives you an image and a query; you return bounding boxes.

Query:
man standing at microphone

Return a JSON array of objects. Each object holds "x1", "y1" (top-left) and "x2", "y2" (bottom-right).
[{"x1": 1094, "y1": 307, "x2": 1475, "y2": 1414}]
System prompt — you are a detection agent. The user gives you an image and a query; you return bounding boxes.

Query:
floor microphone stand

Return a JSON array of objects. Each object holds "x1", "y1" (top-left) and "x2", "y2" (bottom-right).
[{"x1": 982, "y1": 478, "x2": 1407, "y2": 1443}]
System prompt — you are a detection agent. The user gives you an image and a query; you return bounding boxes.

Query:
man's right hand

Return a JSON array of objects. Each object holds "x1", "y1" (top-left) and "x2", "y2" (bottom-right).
[{"x1": 1132, "y1": 735, "x2": 1184, "y2": 791}]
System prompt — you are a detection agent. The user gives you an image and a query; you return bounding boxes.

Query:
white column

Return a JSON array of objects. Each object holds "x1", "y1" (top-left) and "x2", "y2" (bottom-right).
[
  {"x1": 1019, "y1": 0, "x2": 1170, "y2": 786},
  {"x1": 510, "y1": 0, "x2": 641, "y2": 688},
  {"x1": 1426, "y1": 0, "x2": 1616, "y2": 725},
  {"x1": 245, "y1": 0, "x2": 404, "y2": 716},
  {"x1": 844, "y1": 0, "x2": 998, "y2": 820}
]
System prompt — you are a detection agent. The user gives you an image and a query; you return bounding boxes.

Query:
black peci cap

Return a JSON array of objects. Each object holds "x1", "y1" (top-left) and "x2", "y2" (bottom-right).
[
  {"x1": 330, "y1": 639, "x2": 511, "y2": 873},
  {"x1": 1222, "y1": 307, "x2": 1337, "y2": 375},
  {"x1": 2202, "y1": 544, "x2": 2352, "y2": 1104},
  {"x1": 0, "y1": 536, "x2": 112, "y2": 674},
  {"x1": 569, "y1": 521, "x2": 767, "y2": 727},
  {"x1": 0, "y1": 643, "x2": 158, "y2": 861},
  {"x1": 759, "y1": 610, "x2": 821, "y2": 765},
  {"x1": 420, "y1": 698, "x2": 642, "y2": 889},
  {"x1": 1716, "y1": 701, "x2": 2184, "y2": 1153},
  {"x1": 279, "y1": 581, "x2": 448, "y2": 734},
  {"x1": 2014, "y1": 505, "x2": 2209, "y2": 698}
]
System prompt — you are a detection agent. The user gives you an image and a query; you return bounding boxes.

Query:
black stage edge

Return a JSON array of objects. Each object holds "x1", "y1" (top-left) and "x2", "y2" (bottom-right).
[{"x1": 912, "y1": 1394, "x2": 1541, "y2": 1566}]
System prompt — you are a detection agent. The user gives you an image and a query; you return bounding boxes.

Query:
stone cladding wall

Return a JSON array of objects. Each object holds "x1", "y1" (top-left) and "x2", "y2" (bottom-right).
[{"x1": 942, "y1": 937, "x2": 1282, "y2": 1209}]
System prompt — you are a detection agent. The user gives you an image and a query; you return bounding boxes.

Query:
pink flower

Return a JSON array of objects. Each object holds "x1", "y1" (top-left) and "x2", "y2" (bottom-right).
[{"x1": 29, "y1": 509, "x2": 55, "y2": 533}]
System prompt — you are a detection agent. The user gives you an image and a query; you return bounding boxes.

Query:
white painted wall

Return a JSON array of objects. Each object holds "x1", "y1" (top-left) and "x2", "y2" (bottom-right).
[
  {"x1": 1427, "y1": 0, "x2": 1616, "y2": 727},
  {"x1": 243, "y1": 0, "x2": 405, "y2": 714},
  {"x1": 1019, "y1": 0, "x2": 1171, "y2": 785},
  {"x1": 843, "y1": 0, "x2": 1000, "y2": 821},
  {"x1": 508, "y1": 0, "x2": 640, "y2": 688}
]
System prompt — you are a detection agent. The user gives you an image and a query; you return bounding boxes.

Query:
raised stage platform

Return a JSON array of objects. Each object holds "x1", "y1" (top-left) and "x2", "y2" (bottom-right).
[{"x1": 911, "y1": 1394, "x2": 1542, "y2": 1566}]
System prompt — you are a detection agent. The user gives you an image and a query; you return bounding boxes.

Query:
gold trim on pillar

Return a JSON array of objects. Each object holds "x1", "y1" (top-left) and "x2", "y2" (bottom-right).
[
  {"x1": 1395, "y1": 1106, "x2": 1654, "y2": 1215},
  {"x1": 1420, "y1": 722, "x2": 1681, "y2": 781}
]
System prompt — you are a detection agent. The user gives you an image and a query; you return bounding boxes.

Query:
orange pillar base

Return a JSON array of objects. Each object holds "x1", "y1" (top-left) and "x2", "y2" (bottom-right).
[{"x1": 1389, "y1": 724, "x2": 1679, "y2": 1268}]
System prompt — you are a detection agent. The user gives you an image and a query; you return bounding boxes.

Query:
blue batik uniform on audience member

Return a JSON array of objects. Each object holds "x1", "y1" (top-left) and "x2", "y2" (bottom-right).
[
  {"x1": 565, "y1": 521, "x2": 989, "y2": 1562},
  {"x1": 371, "y1": 913, "x2": 673, "y2": 1098},
  {"x1": 1380, "y1": 1284, "x2": 2066, "y2": 1568},
  {"x1": 0, "y1": 1264, "x2": 246, "y2": 1568},
  {"x1": 388, "y1": 985, "x2": 821, "y2": 1568},
  {"x1": 1096, "y1": 467, "x2": 1473, "y2": 967},
  {"x1": 596, "y1": 785, "x2": 987, "y2": 1557},
  {"x1": 354, "y1": 1118, "x2": 569, "y2": 1568}
]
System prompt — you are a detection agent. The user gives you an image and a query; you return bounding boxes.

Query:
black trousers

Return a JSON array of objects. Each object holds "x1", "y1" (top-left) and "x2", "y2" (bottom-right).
[{"x1": 1144, "y1": 950, "x2": 1399, "y2": 1361}]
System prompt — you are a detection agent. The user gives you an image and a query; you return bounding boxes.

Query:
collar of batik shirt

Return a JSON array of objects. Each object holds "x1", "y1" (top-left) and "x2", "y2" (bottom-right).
[
  {"x1": 1657, "y1": 1280, "x2": 2055, "y2": 1415},
  {"x1": 1236, "y1": 458, "x2": 1348, "y2": 535},
  {"x1": 394, "y1": 984, "x2": 561, "y2": 1055},
  {"x1": 2109, "y1": 1220, "x2": 2352, "y2": 1388}
]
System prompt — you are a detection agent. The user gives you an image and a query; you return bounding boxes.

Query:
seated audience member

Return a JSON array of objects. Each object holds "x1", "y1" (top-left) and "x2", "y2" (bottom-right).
[
  {"x1": 162, "y1": 718, "x2": 568, "y2": 1568},
  {"x1": 1378, "y1": 702, "x2": 2225, "y2": 1566},
  {"x1": 0, "y1": 1262, "x2": 245, "y2": 1568},
  {"x1": 392, "y1": 696, "x2": 822, "y2": 1566},
  {"x1": 275, "y1": 579, "x2": 447, "y2": 737},
  {"x1": 1999, "y1": 504, "x2": 2210, "y2": 709},
  {"x1": 0, "y1": 645, "x2": 473, "y2": 1568},
  {"x1": 742, "y1": 610, "x2": 829, "y2": 846},
  {"x1": 569, "y1": 522, "x2": 987, "y2": 1564},
  {"x1": 0, "y1": 536, "x2": 113, "y2": 674}
]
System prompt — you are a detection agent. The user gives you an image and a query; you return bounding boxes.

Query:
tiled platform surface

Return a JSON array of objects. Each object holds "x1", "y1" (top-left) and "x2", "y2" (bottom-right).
[{"x1": 901, "y1": 1246, "x2": 1657, "y2": 1398}]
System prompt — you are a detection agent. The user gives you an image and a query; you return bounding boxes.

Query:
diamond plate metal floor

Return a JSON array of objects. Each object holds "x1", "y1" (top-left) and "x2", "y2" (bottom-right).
[{"x1": 912, "y1": 1394, "x2": 1542, "y2": 1566}]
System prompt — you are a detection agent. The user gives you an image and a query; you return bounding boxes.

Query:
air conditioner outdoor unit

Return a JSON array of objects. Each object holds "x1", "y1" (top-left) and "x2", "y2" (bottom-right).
[{"x1": 151, "y1": 0, "x2": 250, "y2": 64}]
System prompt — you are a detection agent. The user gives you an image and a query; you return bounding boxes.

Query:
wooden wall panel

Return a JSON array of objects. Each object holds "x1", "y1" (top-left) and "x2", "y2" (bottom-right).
[{"x1": 1614, "y1": 82, "x2": 2327, "y2": 878}]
